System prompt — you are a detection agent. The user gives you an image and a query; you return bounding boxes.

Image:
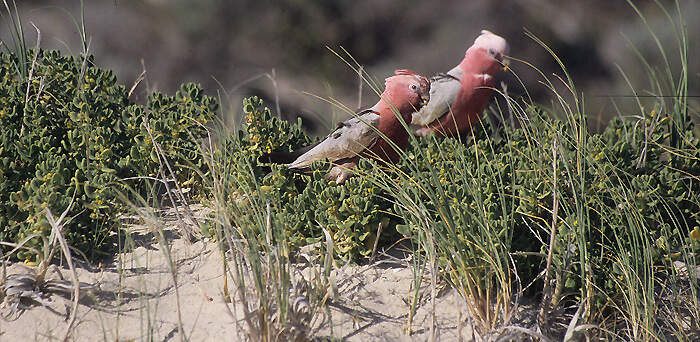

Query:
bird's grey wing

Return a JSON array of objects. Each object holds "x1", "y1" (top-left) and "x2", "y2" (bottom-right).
[
  {"x1": 287, "y1": 111, "x2": 380, "y2": 169},
  {"x1": 411, "y1": 65, "x2": 463, "y2": 126}
]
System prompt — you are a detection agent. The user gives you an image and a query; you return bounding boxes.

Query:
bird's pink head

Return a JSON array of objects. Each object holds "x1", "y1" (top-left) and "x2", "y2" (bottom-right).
[
  {"x1": 463, "y1": 30, "x2": 510, "y2": 75},
  {"x1": 378, "y1": 70, "x2": 430, "y2": 116}
]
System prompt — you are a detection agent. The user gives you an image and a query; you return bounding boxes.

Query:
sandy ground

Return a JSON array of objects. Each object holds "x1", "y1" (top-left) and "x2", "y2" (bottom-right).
[{"x1": 0, "y1": 205, "x2": 472, "y2": 341}]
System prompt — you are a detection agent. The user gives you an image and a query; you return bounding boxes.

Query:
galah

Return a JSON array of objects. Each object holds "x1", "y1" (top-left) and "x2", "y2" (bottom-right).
[
  {"x1": 267, "y1": 70, "x2": 430, "y2": 183},
  {"x1": 411, "y1": 30, "x2": 509, "y2": 138}
]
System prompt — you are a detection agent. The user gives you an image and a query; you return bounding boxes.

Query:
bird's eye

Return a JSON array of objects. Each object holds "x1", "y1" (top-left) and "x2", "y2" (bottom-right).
[
  {"x1": 409, "y1": 83, "x2": 419, "y2": 93},
  {"x1": 489, "y1": 48, "x2": 497, "y2": 56}
]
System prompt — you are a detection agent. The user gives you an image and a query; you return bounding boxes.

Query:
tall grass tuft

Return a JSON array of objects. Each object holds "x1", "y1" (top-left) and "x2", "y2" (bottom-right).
[
  {"x1": 0, "y1": 0, "x2": 28, "y2": 80},
  {"x1": 200, "y1": 121, "x2": 328, "y2": 341}
]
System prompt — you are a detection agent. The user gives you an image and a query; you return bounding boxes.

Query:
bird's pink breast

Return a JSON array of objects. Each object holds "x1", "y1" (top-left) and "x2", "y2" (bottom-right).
[
  {"x1": 365, "y1": 110, "x2": 411, "y2": 163},
  {"x1": 429, "y1": 56, "x2": 497, "y2": 137}
]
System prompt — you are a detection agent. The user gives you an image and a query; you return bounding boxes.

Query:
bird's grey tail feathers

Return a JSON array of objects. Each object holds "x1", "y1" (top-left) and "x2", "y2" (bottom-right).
[{"x1": 259, "y1": 142, "x2": 320, "y2": 165}]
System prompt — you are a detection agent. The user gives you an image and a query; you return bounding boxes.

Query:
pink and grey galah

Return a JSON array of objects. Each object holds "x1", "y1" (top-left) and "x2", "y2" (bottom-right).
[
  {"x1": 411, "y1": 30, "x2": 509, "y2": 138},
  {"x1": 266, "y1": 70, "x2": 430, "y2": 184}
]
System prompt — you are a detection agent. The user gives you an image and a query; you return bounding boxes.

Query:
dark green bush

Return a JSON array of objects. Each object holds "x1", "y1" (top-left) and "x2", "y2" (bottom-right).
[
  {"x1": 124, "y1": 83, "x2": 218, "y2": 197},
  {"x1": 0, "y1": 49, "x2": 216, "y2": 261}
]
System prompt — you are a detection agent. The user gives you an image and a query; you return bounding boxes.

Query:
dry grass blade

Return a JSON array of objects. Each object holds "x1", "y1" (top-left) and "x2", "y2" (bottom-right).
[
  {"x1": 538, "y1": 134, "x2": 559, "y2": 327},
  {"x1": 0, "y1": 245, "x2": 5, "y2": 294},
  {"x1": 368, "y1": 219, "x2": 385, "y2": 264},
  {"x1": 357, "y1": 65, "x2": 364, "y2": 110},
  {"x1": 19, "y1": 22, "x2": 41, "y2": 138},
  {"x1": 426, "y1": 224, "x2": 439, "y2": 342},
  {"x1": 563, "y1": 300, "x2": 589, "y2": 342},
  {"x1": 128, "y1": 68, "x2": 147, "y2": 99},
  {"x1": 44, "y1": 208, "x2": 80, "y2": 342},
  {"x1": 266, "y1": 68, "x2": 281, "y2": 120}
]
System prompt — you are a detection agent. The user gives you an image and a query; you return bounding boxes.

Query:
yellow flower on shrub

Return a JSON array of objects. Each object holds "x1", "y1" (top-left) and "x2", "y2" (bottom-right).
[{"x1": 691, "y1": 227, "x2": 700, "y2": 241}]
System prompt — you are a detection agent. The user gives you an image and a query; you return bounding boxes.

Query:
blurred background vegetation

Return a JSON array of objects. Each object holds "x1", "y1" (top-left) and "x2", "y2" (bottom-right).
[{"x1": 4, "y1": 0, "x2": 697, "y2": 134}]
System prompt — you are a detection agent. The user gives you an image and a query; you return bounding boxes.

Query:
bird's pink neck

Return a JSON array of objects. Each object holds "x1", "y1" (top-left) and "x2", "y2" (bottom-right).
[
  {"x1": 459, "y1": 47, "x2": 500, "y2": 75},
  {"x1": 374, "y1": 96, "x2": 414, "y2": 122},
  {"x1": 373, "y1": 103, "x2": 408, "y2": 135},
  {"x1": 366, "y1": 101, "x2": 412, "y2": 163}
]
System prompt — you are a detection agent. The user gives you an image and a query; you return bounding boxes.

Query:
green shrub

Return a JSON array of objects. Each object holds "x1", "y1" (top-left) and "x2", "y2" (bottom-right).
[
  {"x1": 0, "y1": 49, "x2": 216, "y2": 261},
  {"x1": 124, "y1": 83, "x2": 218, "y2": 198},
  {"x1": 213, "y1": 97, "x2": 397, "y2": 260}
]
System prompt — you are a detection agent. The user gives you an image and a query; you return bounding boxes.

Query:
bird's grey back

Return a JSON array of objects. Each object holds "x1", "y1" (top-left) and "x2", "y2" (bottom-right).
[
  {"x1": 287, "y1": 111, "x2": 381, "y2": 169},
  {"x1": 411, "y1": 65, "x2": 463, "y2": 126}
]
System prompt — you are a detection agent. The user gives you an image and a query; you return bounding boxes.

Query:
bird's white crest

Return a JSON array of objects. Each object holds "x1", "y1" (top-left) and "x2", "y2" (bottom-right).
[{"x1": 474, "y1": 30, "x2": 509, "y2": 56}]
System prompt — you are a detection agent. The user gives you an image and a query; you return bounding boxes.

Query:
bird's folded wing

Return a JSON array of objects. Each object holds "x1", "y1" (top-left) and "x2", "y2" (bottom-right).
[
  {"x1": 411, "y1": 65, "x2": 463, "y2": 126},
  {"x1": 287, "y1": 111, "x2": 381, "y2": 169}
]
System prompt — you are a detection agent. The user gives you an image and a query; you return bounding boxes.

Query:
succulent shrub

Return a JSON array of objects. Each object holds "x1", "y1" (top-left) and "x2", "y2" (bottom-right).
[
  {"x1": 0, "y1": 50, "x2": 131, "y2": 260},
  {"x1": 124, "y1": 83, "x2": 218, "y2": 199},
  {"x1": 213, "y1": 97, "x2": 397, "y2": 260},
  {"x1": 0, "y1": 49, "x2": 216, "y2": 261}
]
